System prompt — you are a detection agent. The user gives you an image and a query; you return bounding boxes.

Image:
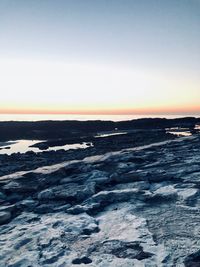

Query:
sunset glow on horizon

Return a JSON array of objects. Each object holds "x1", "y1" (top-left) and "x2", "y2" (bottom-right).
[
  {"x1": 0, "y1": 59, "x2": 199, "y2": 115},
  {"x1": 0, "y1": 0, "x2": 199, "y2": 116}
]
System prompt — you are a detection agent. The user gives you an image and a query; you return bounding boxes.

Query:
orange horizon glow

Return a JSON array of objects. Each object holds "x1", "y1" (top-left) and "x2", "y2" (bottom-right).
[
  {"x1": 1, "y1": 106, "x2": 200, "y2": 116},
  {"x1": 1, "y1": 59, "x2": 200, "y2": 116}
]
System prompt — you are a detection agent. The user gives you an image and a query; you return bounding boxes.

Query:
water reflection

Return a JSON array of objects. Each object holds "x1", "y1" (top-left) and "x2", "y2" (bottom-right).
[
  {"x1": 165, "y1": 127, "x2": 192, "y2": 137},
  {"x1": 0, "y1": 140, "x2": 92, "y2": 155},
  {"x1": 95, "y1": 131, "x2": 127, "y2": 138},
  {"x1": 166, "y1": 125, "x2": 200, "y2": 136},
  {"x1": 167, "y1": 131, "x2": 192, "y2": 137}
]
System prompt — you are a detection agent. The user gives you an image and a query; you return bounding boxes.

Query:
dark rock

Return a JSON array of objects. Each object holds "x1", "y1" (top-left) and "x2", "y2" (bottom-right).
[
  {"x1": 72, "y1": 257, "x2": 92, "y2": 264},
  {"x1": 35, "y1": 203, "x2": 71, "y2": 214},
  {"x1": 110, "y1": 171, "x2": 146, "y2": 183},
  {"x1": 93, "y1": 240, "x2": 154, "y2": 260},
  {"x1": 17, "y1": 199, "x2": 39, "y2": 212},
  {"x1": 0, "y1": 204, "x2": 16, "y2": 213},
  {"x1": 0, "y1": 191, "x2": 6, "y2": 201},
  {"x1": 6, "y1": 193, "x2": 23, "y2": 203},
  {"x1": 0, "y1": 211, "x2": 11, "y2": 225},
  {"x1": 3, "y1": 180, "x2": 39, "y2": 194},
  {"x1": 184, "y1": 250, "x2": 200, "y2": 267}
]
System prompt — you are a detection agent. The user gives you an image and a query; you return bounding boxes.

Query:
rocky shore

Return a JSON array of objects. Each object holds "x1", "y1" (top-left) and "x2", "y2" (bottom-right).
[
  {"x1": 0, "y1": 130, "x2": 174, "y2": 177},
  {"x1": 0, "y1": 119, "x2": 200, "y2": 266}
]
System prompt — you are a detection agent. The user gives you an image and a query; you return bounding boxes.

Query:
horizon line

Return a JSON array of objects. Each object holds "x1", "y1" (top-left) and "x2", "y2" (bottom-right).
[
  {"x1": 1, "y1": 107, "x2": 200, "y2": 115},
  {"x1": 0, "y1": 110, "x2": 200, "y2": 116}
]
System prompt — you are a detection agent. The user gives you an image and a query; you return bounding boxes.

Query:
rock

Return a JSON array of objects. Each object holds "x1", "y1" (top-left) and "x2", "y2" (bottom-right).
[
  {"x1": 56, "y1": 162, "x2": 94, "y2": 177},
  {"x1": 1, "y1": 128, "x2": 200, "y2": 266},
  {"x1": 17, "y1": 199, "x2": 39, "y2": 212},
  {"x1": 116, "y1": 162, "x2": 136, "y2": 173},
  {"x1": 6, "y1": 193, "x2": 23, "y2": 203},
  {"x1": 182, "y1": 172, "x2": 200, "y2": 184},
  {"x1": 0, "y1": 204, "x2": 16, "y2": 213},
  {"x1": 66, "y1": 204, "x2": 87, "y2": 215},
  {"x1": 35, "y1": 203, "x2": 71, "y2": 214},
  {"x1": 95, "y1": 240, "x2": 154, "y2": 260},
  {"x1": 34, "y1": 142, "x2": 49, "y2": 150},
  {"x1": 110, "y1": 171, "x2": 146, "y2": 183},
  {"x1": 0, "y1": 191, "x2": 6, "y2": 201},
  {"x1": 89, "y1": 189, "x2": 140, "y2": 203},
  {"x1": 3, "y1": 180, "x2": 39, "y2": 194},
  {"x1": 0, "y1": 212, "x2": 99, "y2": 266},
  {"x1": 0, "y1": 211, "x2": 11, "y2": 225},
  {"x1": 38, "y1": 182, "x2": 96, "y2": 203},
  {"x1": 6, "y1": 257, "x2": 38, "y2": 267},
  {"x1": 60, "y1": 176, "x2": 76, "y2": 184},
  {"x1": 110, "y1": 181, "x2": 150, "y2": 191},
  {"x1": 147, "y1": 171, "x2": 174, "y2": 183},
  {"x1": 184, "y1": 250, "x2": 200, "y2": 267},
  {"x1": 67, "y1": 203, "x2": 101, "y2": 215},
  {"x1": 147, "y1": 185, "x2": 178, "y2": 202},
  {"x1": 72, "y1": 256, "x2": 92, "y2": 264},
  {"x1": 60, "y1": 170, "x2": 109, "y2": 187},
  {"x1": 82, "y1": 189, "x2": 147, "y2": 214},
  {"x1": 177, "y1": 188, "x2": 198, "y2": 204}
]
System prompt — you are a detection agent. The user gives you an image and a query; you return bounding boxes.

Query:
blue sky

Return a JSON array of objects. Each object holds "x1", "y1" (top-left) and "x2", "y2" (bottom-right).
[{"x1": 0, "y1": 0, "x2": 199, "y2": 114}]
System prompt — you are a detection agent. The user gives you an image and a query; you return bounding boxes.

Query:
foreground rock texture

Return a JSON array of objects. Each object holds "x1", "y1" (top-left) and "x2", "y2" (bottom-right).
[{"x1": 1, "y1": 135, "x2": 200, "y2": 266}]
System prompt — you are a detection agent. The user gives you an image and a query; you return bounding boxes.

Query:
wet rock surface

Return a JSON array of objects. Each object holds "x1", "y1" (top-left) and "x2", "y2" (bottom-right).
[
  {"x1": 0, "y1": 134, "x2": 200, "y2": 266},
  {"x1": 0, "y1": 130, "x2": 175, "y2": 177}
]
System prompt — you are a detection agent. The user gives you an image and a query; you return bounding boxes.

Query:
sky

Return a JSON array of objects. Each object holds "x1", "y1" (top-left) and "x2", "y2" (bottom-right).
[{"x1": 0, "y1": 0, "x2": 200, "y2": 115}]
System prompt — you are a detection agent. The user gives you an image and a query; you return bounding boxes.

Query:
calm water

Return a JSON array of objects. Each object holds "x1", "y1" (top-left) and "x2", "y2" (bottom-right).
[
  {"x1": 166, "y1": 131, "x2": 192, "y2": 137},
  {"x1": 0, "y1": 140, "x2": 92, "y2": 155},
  {"x1": 95, "y1": 131, "x2": 128, "y2": 138},
  {"x1": 0, "y1": 114, "x2": 199, "y2": 122}
]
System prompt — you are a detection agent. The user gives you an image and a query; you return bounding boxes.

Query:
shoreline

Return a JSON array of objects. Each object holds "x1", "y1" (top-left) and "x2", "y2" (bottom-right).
[
  {"x1": 0, "y1": 113, "x2": 200, "y2": 122},
  {"x1": 0, "y1": 117, "x2": 199, "y2": 142}
]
